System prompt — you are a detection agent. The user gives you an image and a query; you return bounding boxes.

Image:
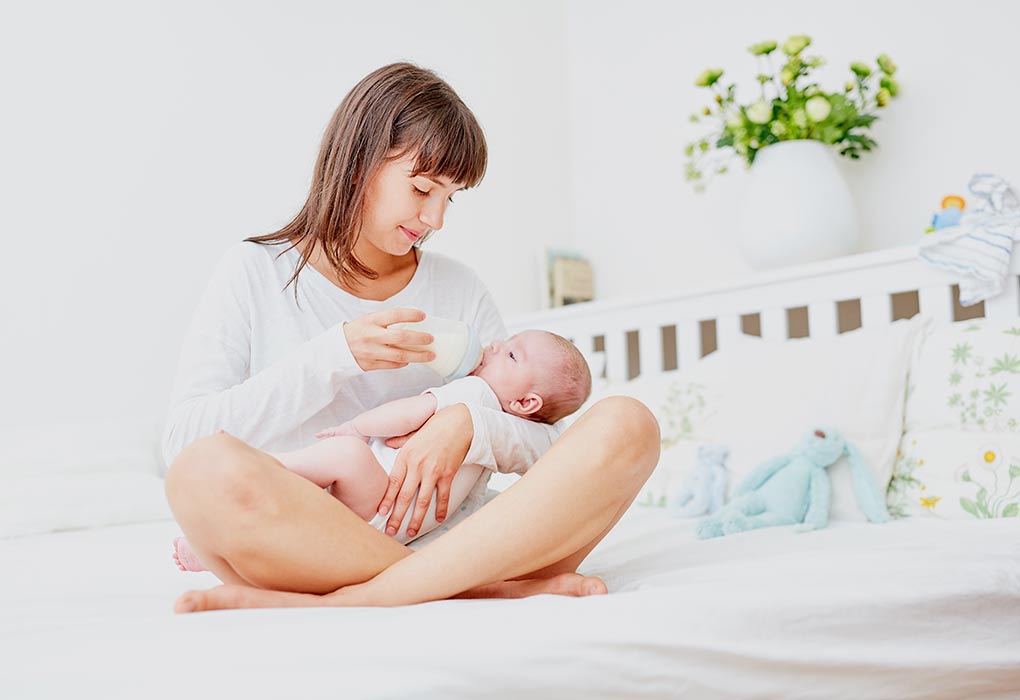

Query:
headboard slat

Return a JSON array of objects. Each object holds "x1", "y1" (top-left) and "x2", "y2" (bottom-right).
[
  {"x1": 639, "y1": 324, "x2": 664, "y2": 377},
  {"x1": 918, "y1": 286, "x2": 953, "y2": 321},
  {"x1": 859, "y1": 293, "x2": 891, "y2": 328},
  {"x1": 759, "y1": 307, "x2": 787, "y2": 342},
  {"x1": 676, "y1": 319, "x2": 700, "y2": 369},
  {"x1": 807, "y1": 301, "x2": 839, "y2": 340},
  {"x1": 716, "y1": 314, "x2": 744, "y2": 351},
  {"x1": 984, "y1": 276, "x2": 1019, "y2": 320},
  {"x1": 603, "y1": 329, "x2": 629, "y2": 382}
]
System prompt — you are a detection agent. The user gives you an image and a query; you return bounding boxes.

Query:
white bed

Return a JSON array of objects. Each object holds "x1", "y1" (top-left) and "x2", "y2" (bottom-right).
[
  {"x1": 2, "y1": 491, "x2": 1017, "y2": 700},
  {"x1": 4, "y1": 243, "x2": 1020, "y2": 699}
]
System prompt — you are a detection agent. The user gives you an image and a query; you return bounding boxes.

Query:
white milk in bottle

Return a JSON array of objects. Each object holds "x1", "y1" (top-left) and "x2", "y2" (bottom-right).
[{"x1": 390, "y1": 316, "x2": 483, "y2": 380}]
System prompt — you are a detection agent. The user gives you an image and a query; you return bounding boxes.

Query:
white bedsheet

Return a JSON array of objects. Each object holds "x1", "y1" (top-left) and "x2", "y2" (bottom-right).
[{"x1": 1, "y1": 502, "x2": 1018, "y2": 699}]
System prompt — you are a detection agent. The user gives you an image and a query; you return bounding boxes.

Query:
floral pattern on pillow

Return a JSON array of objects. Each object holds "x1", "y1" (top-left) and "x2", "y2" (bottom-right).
[
  {"x1": 622, "y1": 375, "x2": 715, "y2": 508},
  {"x1": 888, "y1": 319, "x2": 1020, "y2": 520},
  {"x1": 956, "y1": 443, "x2": 1020, "y2": 518},
  {"x1": 658, "y1": 381, "x2": 711, "y2": 449}
]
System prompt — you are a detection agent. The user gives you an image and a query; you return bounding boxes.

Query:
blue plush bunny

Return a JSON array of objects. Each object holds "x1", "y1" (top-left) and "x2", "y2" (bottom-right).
[
  {"x1": 669, "y1": 443, "x2": 729, "y2": 518},
  {"x1": 696, "y1": 428, "x2": 889, "y2": 539}
]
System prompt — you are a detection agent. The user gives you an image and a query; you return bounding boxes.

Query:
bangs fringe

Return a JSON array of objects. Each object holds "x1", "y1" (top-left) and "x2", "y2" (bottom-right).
[{"x1": 403, "y1": 104, "x2": 487, "y2": 188}]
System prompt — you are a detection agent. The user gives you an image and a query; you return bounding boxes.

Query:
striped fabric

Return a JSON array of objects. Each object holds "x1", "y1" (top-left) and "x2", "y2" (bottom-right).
[{"x1": 919, "y1": 174, "x2": 1020, "y2": 307}]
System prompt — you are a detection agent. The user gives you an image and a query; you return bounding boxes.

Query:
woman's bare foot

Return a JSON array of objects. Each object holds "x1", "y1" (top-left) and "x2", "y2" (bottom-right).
[
  {"x1": 173, "y1": 572, "x2": 607, "y2": 614},
  {"x1": 173, "y1": 536, "x2": 206, "y2": 572},
  {"x1": 175, "y1": 585, "x2": 324, "y2": 613},
  {"x1": 454, "y1": 573, "x2": 608, "y2": 599}
]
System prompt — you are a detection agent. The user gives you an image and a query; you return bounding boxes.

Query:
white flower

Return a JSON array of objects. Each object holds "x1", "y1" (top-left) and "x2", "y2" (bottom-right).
[
  {"x1": 978, "y1": 443, "x2": 1002, "y2": 472},
  {"x1": 805, "y1": 95, "x2": 832, "y2": 122},
  {"x1": 746, "y1": 100, "x2": 772, "y2": 125}
]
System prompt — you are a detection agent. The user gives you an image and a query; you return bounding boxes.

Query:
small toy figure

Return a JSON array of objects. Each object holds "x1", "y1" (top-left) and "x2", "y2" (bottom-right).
[
  {"x1": 669, "y1": 443, "x2": 728, "y2": 518},
  {"x1": 924, "y1": 195, "x2": 966, "y2": 233}
]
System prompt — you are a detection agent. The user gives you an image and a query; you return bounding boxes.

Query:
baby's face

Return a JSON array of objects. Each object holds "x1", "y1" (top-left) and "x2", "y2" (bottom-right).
[{"x1": 470, "y1": 330, "x2": 561, "y2": 414}]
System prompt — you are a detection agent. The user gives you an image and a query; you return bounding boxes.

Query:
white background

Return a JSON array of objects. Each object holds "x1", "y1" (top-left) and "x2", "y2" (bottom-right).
[{"x1": 2, "y1": 0, "x2": 1018, "y2": 434}]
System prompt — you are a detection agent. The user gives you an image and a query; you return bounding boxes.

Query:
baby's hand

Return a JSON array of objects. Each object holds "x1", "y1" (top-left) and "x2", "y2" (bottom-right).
[{"x1": 314, "y1": 422, "x2": 366, "y2": 441}]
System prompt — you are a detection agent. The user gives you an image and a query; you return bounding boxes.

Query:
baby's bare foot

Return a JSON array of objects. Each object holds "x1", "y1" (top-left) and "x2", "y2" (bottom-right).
[{"x1": 173, "y1": 536, "x2": 206, "y2": 572}]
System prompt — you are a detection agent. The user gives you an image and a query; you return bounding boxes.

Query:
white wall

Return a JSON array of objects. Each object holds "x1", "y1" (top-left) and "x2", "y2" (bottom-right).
[
  {"x1": 5, "y1": 0, "x2": 1019, "y2": 436},
  {"x1": 1, "y1": 1, "x2": 572, "y2": 430},
  {"x1": 563, "y1": 0, "x2": 1020, "y2": 300}
]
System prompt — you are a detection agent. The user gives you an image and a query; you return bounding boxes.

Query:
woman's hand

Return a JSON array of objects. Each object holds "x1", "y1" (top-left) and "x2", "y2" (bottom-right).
[
  {"x1": 343, "y1": 307, "x2": 435, "y2": 371},
  {"x1": 378, "y1": 404, "x2": 473, "y2": 539}
]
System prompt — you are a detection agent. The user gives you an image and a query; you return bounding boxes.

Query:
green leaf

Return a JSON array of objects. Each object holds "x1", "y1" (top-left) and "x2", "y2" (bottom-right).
[
  {"x1": 989, "y1": 353, "x2": 1020, "y2": 374},
  {"x1": 1002, "y1": 503, "x2": 1019, "y2": 518},
  {"x1": 976, "y1": 488, "x2": 993, "y2": 518},
  {"x1": 960, "y1": 498, "x2": 980, "y2": 517}
]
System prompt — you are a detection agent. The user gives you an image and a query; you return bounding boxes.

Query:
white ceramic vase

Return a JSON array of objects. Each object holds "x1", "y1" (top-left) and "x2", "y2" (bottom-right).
[{"x1": 736, "y1": 139, "x2": 860, "y2": 270}]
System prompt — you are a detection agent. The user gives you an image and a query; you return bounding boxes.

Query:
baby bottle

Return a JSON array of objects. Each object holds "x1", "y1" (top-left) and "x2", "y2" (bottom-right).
[{"x1": 390, "y1": 315, "x2": 483, "y2": 381}]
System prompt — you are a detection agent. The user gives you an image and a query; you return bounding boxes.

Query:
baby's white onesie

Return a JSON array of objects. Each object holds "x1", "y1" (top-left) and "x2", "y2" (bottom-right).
[{"x1": 366, "y1": 375, "x2": 504, "y2": 544}]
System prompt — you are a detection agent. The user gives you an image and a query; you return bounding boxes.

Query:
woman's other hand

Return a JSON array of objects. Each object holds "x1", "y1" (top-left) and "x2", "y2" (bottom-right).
[
  {"x1": 343, "y1": 307, "x2": 435, "y2": 371},
  {"x1": 378, "y1": 404, "x2": 472, "y2": 539}
]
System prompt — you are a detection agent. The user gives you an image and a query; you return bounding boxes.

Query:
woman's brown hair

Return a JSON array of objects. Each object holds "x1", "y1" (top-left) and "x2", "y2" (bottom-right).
[{"x1": 246, "y1": 62, "x2": 487, "y2": 297}]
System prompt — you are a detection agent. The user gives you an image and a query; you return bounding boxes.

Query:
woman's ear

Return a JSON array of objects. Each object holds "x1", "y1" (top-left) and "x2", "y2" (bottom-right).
[{"x1": 510, "y1": 393, "x2": 544, "y2": 417}]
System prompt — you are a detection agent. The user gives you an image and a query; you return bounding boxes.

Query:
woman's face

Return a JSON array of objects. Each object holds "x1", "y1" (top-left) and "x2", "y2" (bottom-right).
[{"x1": 359, "y1": 151, "x2": 465, "y2": 257}]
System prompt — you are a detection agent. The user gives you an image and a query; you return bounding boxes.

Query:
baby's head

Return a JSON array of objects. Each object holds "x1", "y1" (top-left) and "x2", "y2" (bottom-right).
[{"x1": 470, "y1": 330, "x2": 592, "y2": 424}]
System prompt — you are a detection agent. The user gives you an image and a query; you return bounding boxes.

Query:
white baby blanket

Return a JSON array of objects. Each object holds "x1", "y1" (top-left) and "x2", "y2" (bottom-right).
[{"x1": 919, "y1": 173, "x2": 1020, "y2": 306}]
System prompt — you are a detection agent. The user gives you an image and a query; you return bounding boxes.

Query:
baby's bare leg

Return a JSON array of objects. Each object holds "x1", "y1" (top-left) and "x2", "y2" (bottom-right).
[{"x1": 272, "y1": 437, "x2": 388, "y2": 521}]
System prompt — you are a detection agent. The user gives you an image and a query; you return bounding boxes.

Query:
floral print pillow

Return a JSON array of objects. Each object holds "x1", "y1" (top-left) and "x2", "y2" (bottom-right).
[
  {"x1": 888, "y1": 318, "x2": 1020, "y2": 520},
  {"x1": 597, "y1": 371, "x2": 716, "y2": 508}
]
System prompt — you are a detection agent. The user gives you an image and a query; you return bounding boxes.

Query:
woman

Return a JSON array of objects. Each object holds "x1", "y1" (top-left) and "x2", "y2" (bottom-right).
[{"x1": 163, "y1": 62, "x2": 659, "y2": 612}]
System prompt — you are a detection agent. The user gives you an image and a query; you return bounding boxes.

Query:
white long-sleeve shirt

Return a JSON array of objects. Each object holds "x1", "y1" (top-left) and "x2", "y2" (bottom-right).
[{"x1": 161, "y1": 241, "x2": 557, "y2": 475}]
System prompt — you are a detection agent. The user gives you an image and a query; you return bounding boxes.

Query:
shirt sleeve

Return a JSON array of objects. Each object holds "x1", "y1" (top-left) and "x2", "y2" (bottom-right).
[
  {"x1": 160, "y1": 247, "x2": 363, "y2": 467},
  {"x1": 456, "y1": 274, "x2": 561, "y2": 474},
  {"x1": 424, "y1": 376, "x2": 499, "y2": 412},
  {"x1": 462, "y1": 405, "x2": 560, "y2": 475}
]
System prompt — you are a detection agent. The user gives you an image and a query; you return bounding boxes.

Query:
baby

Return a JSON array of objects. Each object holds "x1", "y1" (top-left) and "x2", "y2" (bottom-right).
[{"x1": 173, "y1": 329, "x2": 592, "y2": 571}]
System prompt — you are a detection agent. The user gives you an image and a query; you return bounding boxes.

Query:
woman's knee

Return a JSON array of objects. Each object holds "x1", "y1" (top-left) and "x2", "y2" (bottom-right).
[
  {"x1": 164, "y1": 433, "x2": 265, "y2": 514},
  {"x1": 585, "y1": 396, "x2": 661, "y2": 467}
]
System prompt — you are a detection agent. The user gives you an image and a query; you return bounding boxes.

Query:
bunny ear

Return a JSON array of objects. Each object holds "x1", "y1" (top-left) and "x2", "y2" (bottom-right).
[{"x1": 844, "y1": 442, "x2": 890, "y2": 523}]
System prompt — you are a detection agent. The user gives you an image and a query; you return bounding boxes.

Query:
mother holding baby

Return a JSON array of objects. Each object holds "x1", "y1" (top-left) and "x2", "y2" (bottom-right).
[{"x1": 163, "y1": 62, "x2": 659, "y2": 612}]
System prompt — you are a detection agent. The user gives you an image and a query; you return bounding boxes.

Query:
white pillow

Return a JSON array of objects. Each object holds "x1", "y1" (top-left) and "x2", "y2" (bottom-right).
[
  {"x1": 888, "y1": 317, "x2": 1020, "y2": 520},
  {"x1": 0, "y1": 417, "x2": 164, "y2": 479},
  {"x1": 0, "y1": 472, "x2": 173, "y2": 538},
  {"x1": 602, "y1": 317, "x2": 922, "y2": 518}
]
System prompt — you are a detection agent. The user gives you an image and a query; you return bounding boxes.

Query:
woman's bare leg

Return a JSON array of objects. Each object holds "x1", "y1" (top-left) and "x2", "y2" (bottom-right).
[
  {"x1": 334, "y1": 396, "x2": 659, "y2": 605},
  {"x1": 165, "y1": 436, "x2": 410, "y2": 594},
  {"x1": 171, "y1": 396, "x2": 659, "y2": 611},
  {"x1": 166, "y1": 432, "x2": 601, "y2": 607}
]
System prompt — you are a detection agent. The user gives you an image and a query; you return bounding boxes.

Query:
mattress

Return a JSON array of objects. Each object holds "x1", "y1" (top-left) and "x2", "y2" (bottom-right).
[{"x1": 1, "y1": 490, "x2": 1018, "y2": 700}]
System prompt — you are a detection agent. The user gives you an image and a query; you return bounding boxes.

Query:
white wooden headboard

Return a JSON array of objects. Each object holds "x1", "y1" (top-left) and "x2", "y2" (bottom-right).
[{"x1": 507, "y1": 245, "x2": 1020, "y2": 383}]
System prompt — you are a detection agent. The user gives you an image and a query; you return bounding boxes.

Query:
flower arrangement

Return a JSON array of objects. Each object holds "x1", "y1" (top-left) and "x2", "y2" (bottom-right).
[{"x1": 684, "y1": 35, "x2": 900, "y2": 191}]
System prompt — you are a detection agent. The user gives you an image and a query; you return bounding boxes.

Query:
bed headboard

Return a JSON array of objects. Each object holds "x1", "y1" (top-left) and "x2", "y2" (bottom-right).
[{"x1": 507, "y1": 245, "x2": 1020, "y2": 383}]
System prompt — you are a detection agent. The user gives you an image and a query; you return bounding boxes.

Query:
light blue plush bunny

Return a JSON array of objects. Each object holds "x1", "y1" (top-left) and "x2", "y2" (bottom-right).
[
  {"x1": 669, "y1": 443, "x2": 729, "y2": 518},
  {"x1": 696, "y1": 428, "x2": 889, "y2": 539}
]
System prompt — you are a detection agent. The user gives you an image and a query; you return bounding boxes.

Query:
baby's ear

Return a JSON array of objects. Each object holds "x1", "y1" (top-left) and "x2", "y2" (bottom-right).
[{"x1": 510, "y1": 393, "x2": 544, "y2": 417}]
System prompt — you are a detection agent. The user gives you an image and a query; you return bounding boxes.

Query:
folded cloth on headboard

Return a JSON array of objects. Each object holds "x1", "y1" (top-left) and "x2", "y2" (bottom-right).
[{"x1": 919, "y1": 173, "x2": 1020, "y2": 307}]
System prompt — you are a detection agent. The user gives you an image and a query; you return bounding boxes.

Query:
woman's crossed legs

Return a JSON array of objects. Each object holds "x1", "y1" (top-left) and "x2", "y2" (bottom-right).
[{"x1": 164, "y1": 396, "x2": 659, "y2": 612}]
